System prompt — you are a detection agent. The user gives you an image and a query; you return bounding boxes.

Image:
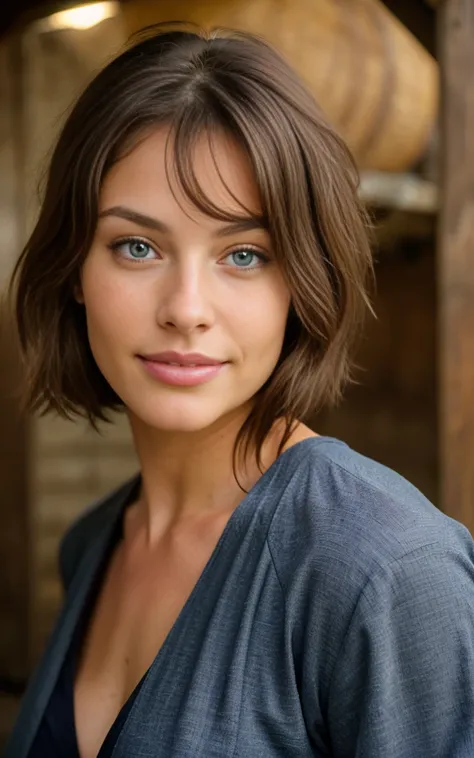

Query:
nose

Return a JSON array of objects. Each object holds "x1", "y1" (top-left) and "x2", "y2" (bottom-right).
[{"x1": 155, "y1": 261, "x2": 214, "y2": 334}]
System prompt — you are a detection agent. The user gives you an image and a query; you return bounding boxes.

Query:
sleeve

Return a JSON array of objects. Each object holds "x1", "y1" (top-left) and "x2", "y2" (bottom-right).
[
  {"x1": 326, "y1": 542, "x2": 474, "y2": 758},
  {"x1": 58, "y1": 520, "x2": 82, "y2": 592},
  {"x1": 57, "y1": 499, "x2": 107, "y2": 591},
  {"x1": 56, "y1": 475, "x2": 138, "y2": 591}
]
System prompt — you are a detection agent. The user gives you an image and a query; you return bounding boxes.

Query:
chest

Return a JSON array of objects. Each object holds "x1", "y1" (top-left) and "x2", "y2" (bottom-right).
[
  {"x1": 94, "y1": 538, "x2": 316, "y2": 758},
  {"x1": 73, "y1": 525, "x2": 227, "y2": 758}
]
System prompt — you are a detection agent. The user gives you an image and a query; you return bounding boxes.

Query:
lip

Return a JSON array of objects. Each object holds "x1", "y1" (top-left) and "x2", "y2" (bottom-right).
[
  {"x1": 140, "y1": 351, "x2": 224, "y2": 366},
  {"x1": 138, "y1": 352, "x2": 227, "y2": 387}
]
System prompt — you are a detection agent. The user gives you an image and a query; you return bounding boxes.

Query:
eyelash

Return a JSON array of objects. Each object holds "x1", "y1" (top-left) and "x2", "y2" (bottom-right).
[
  {"x1": 108, "y1": 236, "x2": 270, "y2": 270},
  {"x1": 108, "y1": 237, "x2": 155, "y2": 263}
]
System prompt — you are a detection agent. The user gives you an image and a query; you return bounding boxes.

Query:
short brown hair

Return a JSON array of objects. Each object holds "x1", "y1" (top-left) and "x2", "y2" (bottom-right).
[{"x1": 9, "y1": 22, "x2": 373, "y2": 467}]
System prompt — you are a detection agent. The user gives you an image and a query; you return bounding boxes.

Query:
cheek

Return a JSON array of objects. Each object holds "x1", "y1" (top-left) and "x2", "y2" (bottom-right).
[
  {"x1": 236, "y1": 279, "x2": 290, "y2": 358},
  {"x1": 80, "y1": 260, "x2": 146, "y2": 348}
]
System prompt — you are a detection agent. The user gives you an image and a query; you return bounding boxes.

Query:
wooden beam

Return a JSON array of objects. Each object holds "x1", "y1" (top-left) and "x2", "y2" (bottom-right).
[
  {"x1": 438, "y1": 0, "x2": 474, "y2": 530},
  {"x1": 359, "y1": 171, "x2": 438, "y2": 213},
  {"x1": 383, "y1": 0, "x2": 436, "y2": 56}
]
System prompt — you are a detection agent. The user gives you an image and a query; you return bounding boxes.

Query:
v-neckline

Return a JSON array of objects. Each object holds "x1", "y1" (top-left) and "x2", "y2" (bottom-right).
[
  {"x1": 70, "y1": 477, "x2": 142, "y2": 757},
  {"x1": 72, "y1": 435, "x2": 327, "y2": 756}
]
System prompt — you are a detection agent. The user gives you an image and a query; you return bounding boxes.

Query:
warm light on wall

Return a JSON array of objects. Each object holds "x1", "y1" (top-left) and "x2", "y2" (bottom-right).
[{"x1": 44, "y1": 2, "x2": 118, "y2": 31}]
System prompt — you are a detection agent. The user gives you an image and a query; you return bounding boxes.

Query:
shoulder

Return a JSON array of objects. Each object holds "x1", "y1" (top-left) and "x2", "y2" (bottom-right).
[
  {"x1": 267, "y1": 435, "x2": 474, "y2": 598},
  {"x1": 58, "y1": 475, "x2": 139, "y2": 590},
  {"x1": 266, "y1": 438, "x2": 474, "y2": 732}
]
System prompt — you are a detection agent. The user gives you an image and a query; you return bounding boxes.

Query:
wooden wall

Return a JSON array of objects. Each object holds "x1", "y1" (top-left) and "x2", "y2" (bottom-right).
[
  {"x1": 0, "y1": 33, "x2": 30, "y2": 691},
  {"x1": 0, "y1": 13, "x2": 139, "y2": 680},
  {"x1": 17, "y1": 17, "x2": 139, "y2": 662},
  {"x1": 437, "y1": 0, "x2": 474, "y2": 534},
  {"x1": 317, "y1": 234, "x2": 437, "y2": 504},
  {"x1": 0, "y1": 31, "x2": 31, "y2": 745}
]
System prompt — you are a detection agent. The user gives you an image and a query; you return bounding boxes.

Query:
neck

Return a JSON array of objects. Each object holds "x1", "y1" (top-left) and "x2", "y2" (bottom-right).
[
  {"x1": 126, "y1": 405, "x2": 316, "y2": 545},
  {"x1": 127, "y1": 404, "x2": 267, "y2": 542}
]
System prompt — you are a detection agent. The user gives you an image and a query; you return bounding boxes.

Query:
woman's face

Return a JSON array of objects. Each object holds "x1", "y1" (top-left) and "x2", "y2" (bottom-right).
[{"x1": 80, "y1": 127, "x2": 291, "y2": 434}]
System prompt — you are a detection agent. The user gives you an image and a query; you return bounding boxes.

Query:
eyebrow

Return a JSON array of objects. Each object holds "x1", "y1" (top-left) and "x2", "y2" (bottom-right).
[{"x1": 98, "y1": 205, "x2": 268, "y2": 237}]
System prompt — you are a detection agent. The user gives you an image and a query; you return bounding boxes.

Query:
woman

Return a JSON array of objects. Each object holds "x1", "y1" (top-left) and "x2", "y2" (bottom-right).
[{"x1": 5, "y1": 23, "x2": 474, "y2": 758}]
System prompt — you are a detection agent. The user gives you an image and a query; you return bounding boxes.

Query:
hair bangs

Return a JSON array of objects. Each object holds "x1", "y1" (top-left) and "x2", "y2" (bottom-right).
[{"x1": 161, "y1": 108, "x2": 266, "y2": 230}]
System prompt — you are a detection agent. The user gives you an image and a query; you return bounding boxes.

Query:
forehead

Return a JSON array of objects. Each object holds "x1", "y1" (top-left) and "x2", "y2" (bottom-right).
[{"x1": 100, "y1": 126, "x2": 262, "y2": 219}]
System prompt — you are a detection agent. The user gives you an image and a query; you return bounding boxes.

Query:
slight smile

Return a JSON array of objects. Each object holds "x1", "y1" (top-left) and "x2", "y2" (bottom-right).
[{"x1": 138, "y1": 352, "x2": 228, "y2": 387}]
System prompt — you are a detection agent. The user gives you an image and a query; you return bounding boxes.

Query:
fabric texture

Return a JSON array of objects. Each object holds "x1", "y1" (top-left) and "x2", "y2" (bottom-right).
[{"x1": 6, "y1": 436, "x2": 474, "y2": 757}]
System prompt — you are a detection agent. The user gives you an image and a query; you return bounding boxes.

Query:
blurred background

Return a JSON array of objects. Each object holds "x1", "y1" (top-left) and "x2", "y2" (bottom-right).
[{"x1": 1, "y1": 0, "x2": 472, "y2": 748}]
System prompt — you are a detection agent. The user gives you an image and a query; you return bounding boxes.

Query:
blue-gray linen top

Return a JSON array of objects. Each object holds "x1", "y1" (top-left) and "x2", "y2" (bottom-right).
[{"x1": 6, "y1": 436, "x2": 474, "y2": 757}]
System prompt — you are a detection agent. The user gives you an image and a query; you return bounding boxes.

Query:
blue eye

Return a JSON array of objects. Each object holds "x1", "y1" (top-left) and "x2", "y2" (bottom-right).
[
  {"x1": 111, "y1": 238, "x2": 156, "y2": 261},
  {"x1": 225, "y1": 249, "x2": 267, "y2": 269}
]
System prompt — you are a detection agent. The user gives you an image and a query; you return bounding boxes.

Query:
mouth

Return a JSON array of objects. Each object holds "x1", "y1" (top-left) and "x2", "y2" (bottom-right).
[
  {"x1": 139, "y1": 351, "x2": 224, "y2": 367},
  {"x1": 137, "y1": 352, "x2": 228, "y2": 387}
]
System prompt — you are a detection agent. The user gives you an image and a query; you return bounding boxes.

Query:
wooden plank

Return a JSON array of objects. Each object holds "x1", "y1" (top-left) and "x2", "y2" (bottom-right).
[
  {"x1": 0, "y1": 323, "x2": 30, "y2": 684},
  {"x1": 359, "y1": 171, "x2": 438, "y2": 213},
  {"x1": 0, "y1": 32, "x2": 31, "y2": 685},
  {"x1": 438, "y1": 0, "x2": 474, "y2": 530}
]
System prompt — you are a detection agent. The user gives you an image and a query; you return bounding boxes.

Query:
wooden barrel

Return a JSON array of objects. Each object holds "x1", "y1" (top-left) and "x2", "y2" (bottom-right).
[{"x1": 121, "y1": 0, "x2": 438, "y2": 172}]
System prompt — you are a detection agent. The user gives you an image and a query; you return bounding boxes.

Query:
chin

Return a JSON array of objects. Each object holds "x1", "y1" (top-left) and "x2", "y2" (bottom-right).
[{"x1": 127, "y1": 394, "x2": 236, "y2": 434}]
